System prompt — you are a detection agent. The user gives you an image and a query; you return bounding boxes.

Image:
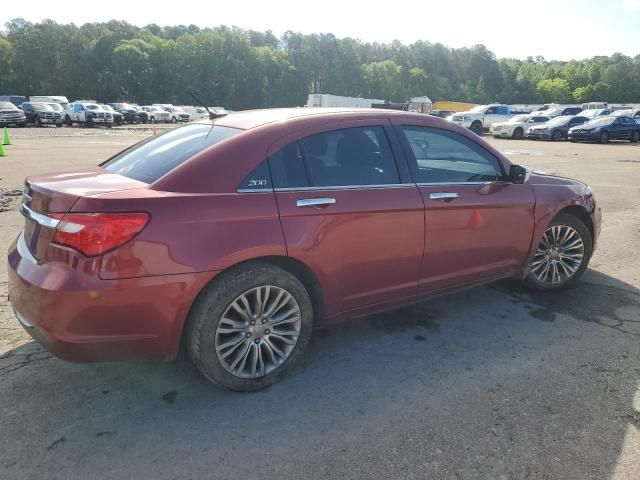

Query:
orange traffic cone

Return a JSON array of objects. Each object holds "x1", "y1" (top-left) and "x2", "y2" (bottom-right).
[{"x1": 152, "y1": 127, "x2": 158, "y2": 137}]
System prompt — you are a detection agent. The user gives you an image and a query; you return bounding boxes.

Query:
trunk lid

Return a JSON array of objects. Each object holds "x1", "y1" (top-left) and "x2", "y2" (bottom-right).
[{"x1": 22, "y1": 167, "x2": 148, "y2": 260}]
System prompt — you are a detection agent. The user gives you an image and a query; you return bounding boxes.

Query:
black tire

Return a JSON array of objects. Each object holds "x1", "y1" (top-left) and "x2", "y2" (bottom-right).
[
  {"x1": 186, "y1": 262, "x2": 314, "y2": 392},
  {"x1": 65, "y1": 116, "x2": 72, "y2": 127},
  {"x1": 106, "y1": 123, "x2": 112, "y2": 129},
  {"x1": 552, "y1": 130, "x2": 563, "y2": 141},
  {"x1": 523, "y1": 213, "x2": 593, "y2": 291},
  {"x1": 599, "y1": 131, "x2": 609, "y2": 144},
  {"x1": 470, "y1": 121, "x2": 482, "y2": 135},
  {"x1": 35, "y1": 117, "x2": 42, "y2": 127},
  {"x1": 631, "y1": 130, "x2": 640, "y2": 143},
  {"x1": 512, "y1": 127, "x2": 524, "y2": 139}
]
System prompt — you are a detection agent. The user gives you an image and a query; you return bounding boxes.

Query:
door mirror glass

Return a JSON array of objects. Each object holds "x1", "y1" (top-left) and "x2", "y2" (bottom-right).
[{"x1": 509, "y1": 164, "x2": 527, "y2": 184}]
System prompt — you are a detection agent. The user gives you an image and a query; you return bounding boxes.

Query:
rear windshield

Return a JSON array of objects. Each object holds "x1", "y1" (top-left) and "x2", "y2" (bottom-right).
[{"x1": 103, "y1": 124, "x2": 241, "y2": 183}]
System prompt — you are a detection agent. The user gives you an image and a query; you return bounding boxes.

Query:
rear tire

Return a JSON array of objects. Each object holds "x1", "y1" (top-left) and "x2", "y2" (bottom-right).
[
  {"x1": 552, "y1": 130, "x2": 563, "y2": 141},
  {"x1": 186, "y1": 262, "x2": 314, "y2": 392},
  {"x1": 631, "y1": 131, "x2": 640, "y2": 143},
  {"x1": 523, "y1": 213, "x2": 593, "y2": 291},
  {"x1": 599, "y1": 131, "x2": 609, "y2": 144}
]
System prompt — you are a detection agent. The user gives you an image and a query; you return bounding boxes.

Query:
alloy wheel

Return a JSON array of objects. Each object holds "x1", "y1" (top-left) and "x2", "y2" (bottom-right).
[
  {"x1": 214, "y1": 286, "x2": 302, "y2": 379},
  {"x1": 530, "y1": 225, "x2": 585, "y2": 285}
]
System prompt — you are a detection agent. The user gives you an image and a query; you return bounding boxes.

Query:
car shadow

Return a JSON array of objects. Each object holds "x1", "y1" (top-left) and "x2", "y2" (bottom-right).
[{"x1": 1, "y1": 269, "x2": 639, "y2": 479}]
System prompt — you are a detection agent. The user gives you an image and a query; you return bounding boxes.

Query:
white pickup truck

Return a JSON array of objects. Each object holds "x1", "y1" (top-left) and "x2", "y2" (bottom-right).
[
  {"x1": 63, "y1": 102, "x2": 113, "y2": 128},
  {"x1": 447, "y1": 103, "x2": 512, "y2": 135}
]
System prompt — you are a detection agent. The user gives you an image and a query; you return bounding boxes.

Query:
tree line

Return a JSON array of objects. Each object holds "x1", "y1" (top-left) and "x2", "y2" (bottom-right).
[{"x1": 1, "y1": 18, "x2": 639, "y2": 109}]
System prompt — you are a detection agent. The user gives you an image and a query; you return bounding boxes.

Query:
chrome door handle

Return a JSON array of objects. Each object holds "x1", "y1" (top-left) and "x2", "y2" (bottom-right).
[
  {"x1": 429, "y1": 192, "x2": 459, "y2": 200},
  {"x1": 296, "y1": 197, "x2": 336, "y2": 208}
]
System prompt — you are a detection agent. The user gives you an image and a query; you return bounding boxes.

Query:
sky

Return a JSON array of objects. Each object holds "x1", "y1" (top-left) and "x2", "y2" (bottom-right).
[{"x1": 2, "y1": 0, "x2": 640, "y2": 61}]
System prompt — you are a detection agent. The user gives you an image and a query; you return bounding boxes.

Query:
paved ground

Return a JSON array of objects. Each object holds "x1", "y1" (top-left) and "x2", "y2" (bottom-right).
[{"x1": 1, "y1": 127, "x2": 639, "y2": 479}]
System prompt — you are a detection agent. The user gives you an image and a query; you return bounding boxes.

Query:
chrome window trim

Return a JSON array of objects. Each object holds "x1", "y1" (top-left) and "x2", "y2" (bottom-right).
[
  {"x1": 19, "y1": 204, "x2": 60, "y2": 229},
  {"x1": 416, "y1": 180, "x2": 511, "y2": 186},
  {"x1": 273, "y1": 183, "x2": 414, "y2": 192}
]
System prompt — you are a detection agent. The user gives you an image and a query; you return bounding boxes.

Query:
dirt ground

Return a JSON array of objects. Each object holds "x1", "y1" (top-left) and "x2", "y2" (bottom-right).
[{"x1": 1, "y1": 126, "x2": 639, "y2": 479}]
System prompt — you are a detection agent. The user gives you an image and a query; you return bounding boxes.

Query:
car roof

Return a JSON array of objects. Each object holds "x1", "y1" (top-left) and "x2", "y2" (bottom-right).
[{"x1": 211, "y1": 107, "x2": 413, "y2": 130}]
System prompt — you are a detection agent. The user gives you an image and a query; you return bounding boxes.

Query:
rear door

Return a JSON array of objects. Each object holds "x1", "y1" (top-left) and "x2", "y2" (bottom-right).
[
  {"x1": 270, "y1": 120, "x2": 425, "y2": 316},
  {"x1": 395, "y1": 125, "x2": 535, "y2": 292}
]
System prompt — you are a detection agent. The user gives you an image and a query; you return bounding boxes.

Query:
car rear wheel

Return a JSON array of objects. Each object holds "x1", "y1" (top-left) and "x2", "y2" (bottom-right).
[
  {"x1": 599, "y1": 131, "x2": 609, "y2": 144},
  {"x1": 523, "y1": 213, "x2": 592, "y2": 291},
  {"x1": 187, "y1": 262, "x2": 314, "y2": 391},
  {"x1": 552, "y1": 130, "x2": 563, "y2": 141},
  {"x1": 631, "y1": 131, "x2": 640, "y2": 143}
]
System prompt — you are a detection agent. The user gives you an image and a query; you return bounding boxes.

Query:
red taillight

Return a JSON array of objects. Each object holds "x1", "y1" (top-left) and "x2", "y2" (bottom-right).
[{"x1": 50, "y1": 212, "x2": 149, "y2": 257}]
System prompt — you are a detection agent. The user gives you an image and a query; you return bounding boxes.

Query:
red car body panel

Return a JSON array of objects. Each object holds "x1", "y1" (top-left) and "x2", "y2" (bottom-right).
[{"x1": 7, "y1": 108, "x2": 602, "y2": 362}]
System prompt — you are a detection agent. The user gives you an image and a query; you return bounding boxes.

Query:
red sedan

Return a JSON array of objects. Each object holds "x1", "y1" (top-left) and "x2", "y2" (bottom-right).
[{"x1": 8, "y1": 108, "x2": 601, "y2": 391}]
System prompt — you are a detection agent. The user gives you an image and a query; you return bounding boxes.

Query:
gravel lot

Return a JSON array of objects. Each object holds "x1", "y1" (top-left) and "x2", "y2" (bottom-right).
[{"x1": 1, "y1": 126, "x2": 639, "y2": 479}]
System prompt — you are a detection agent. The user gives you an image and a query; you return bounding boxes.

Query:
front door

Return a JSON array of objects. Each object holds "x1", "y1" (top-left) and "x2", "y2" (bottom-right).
[
  {"x1": 396, "y1": 125, "x2": 536, "y2": 292},
  {"x1": 270, "y1": 122, "x2": 425, "y2": 316}
]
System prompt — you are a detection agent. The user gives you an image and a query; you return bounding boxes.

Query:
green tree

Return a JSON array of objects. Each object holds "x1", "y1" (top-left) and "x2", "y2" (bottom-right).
[{"x1": 536, "y1": 78, "x2": 572, "y2": 103}]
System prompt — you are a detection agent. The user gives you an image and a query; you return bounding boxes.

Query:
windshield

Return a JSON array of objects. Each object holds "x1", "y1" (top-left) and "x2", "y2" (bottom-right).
[
  {"x1": 587, "y1": 116, "x2": 614, "y2": 127},
  {"x1": 546, "y1": 116, "x2": 571, "y2": 126},
  {"x1": 469, "y1": 105, "x2": 486, "y2": 113},
  {"x1": 111, "y1": 103, "x2": 126, "y2": 109},
  {"x1": 32, "y1": 103, "x2": 53, "y2": 111},
  {"x1": 48, "y1": 103, "x2": 63, "y2": 111},
  {"x1": 0, "y1": 101, "x2": 17, "y2": 109},
  {"x1": 103, "y1": 124, "x2": 241, "y2": 183},
  {"x1": 509, "y1": 115, "x2": 529, "y2": 123},
  {"x1": 545, "y1": 108, "x2": 563, "y2": 116},
  {"x1": 100, "y1": 105, "x2": 115, "y2": 112},
  {"x1": 85, "y1": 104, "x2": 100, "y2": 110},
  {"x1": 148, "y1": 106, "x2": 161, "y2": 111}
]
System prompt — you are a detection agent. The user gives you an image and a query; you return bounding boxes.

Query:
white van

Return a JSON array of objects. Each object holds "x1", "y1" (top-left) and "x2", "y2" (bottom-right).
[{"x1": 29, "y1": 96, "x2": 70, "y2": 109}]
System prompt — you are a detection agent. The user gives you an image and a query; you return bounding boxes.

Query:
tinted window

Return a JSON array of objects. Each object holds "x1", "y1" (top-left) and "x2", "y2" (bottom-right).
[
  {"x1": 401, "y1": 126, "x2": 504, "y2": 183},
  {"x1": 497, "y1": 106, "x2": 509, "y2": 115},
  {"x1": 299, "y1": 126, "x2": 400, "y2": 187},
  {"x1": 104, "y1": 124, "x2": 240, "y2": 183},
  {"x1": 531, "y1": 116, "x2": 549, "y2": 123},
  {"x1": 269, "y1": 143, "x2": 309, "y2": 189},
  {"x1": 238, "y1": 160, "x2": 272, "y2": 190},
  {"x1": 485, "y1": 107, "x2": 497, "y2": 114}
]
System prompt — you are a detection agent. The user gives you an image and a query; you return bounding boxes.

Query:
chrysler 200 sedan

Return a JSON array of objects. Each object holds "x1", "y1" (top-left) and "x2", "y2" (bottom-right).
[{"x1": 8, "y1": 108, "x2": 601, "y2": 391}]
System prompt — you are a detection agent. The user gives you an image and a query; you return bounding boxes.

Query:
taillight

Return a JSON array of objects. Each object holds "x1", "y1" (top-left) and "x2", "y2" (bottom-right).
[{"x1": 50, "y1": 212, "x2": 149, "y2": 257}]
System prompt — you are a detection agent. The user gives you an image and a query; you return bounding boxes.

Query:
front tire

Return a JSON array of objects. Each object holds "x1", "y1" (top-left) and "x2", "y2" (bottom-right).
[
  {"x1": 470, "y1": 121, "x2": 483, "y2": 135},
  {"x1": 512, "y1": 127, "x2": 524, "y2": 139},
  {"x1": 523, "y1": 213, "x2": 593, "y2": 291},
  {"x1": 187, "y1": 262, "x2": 314, "y2": 391},
  {"x1": 599, "y1": 131, "x2": 609, "y2": 144},
  {"x1": 552, "y1": 130, "x2": 563, "y2": 141}
]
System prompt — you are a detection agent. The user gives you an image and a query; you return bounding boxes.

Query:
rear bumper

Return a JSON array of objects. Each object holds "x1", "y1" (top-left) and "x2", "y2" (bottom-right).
[{"x1": 7, "y1": 232, "x2": 217, "y2": 362}]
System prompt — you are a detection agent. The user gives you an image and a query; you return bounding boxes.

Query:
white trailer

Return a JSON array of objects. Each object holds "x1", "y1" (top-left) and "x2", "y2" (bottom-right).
[
  {"x1": 307, "y1": 94, "x2": 385, "y2": 108},
  {"x1": 29, "y1": 96, "x2": 70, "y2": 108}
]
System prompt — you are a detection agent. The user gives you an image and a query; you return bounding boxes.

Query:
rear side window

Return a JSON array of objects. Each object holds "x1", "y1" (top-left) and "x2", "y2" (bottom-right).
[
  {"x1": 269, "y1": 143, "x2": 309, "y2": 189},
  {"x1": 103, "y1": 124, "x2": 240, "y2": 183}
]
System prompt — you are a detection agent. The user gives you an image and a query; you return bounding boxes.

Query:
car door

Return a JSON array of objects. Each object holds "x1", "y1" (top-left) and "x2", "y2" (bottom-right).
[
  {"x1": 270, "y1": 120, "x2": 425, "y2": 316},
  {"x1": 483, "y1": 106, "x2": 500, "y2": 127},
  {"x1": 395, "y1": 125, "x2": 536, "y2": 292}
]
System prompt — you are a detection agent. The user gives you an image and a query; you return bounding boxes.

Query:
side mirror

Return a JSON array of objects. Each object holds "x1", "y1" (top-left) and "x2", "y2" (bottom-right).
[{"x1": 509, "y1": 164, "x2": 527, "y2": 184}]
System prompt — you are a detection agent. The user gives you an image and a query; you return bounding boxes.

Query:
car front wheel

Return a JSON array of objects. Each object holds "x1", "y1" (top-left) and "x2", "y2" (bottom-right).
[
  {"x1": 523, "y1": 213, "x2": 592, "y2": 291},
  {"x1": 187, "y1": 262, "x2": 314, "y2": 391}
]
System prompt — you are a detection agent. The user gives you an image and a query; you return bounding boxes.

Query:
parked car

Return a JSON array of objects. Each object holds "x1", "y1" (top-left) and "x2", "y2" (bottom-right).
[
  {"x1": 430, "y1": 109, "x2": 456, "y2": 119},
  {"x1": 98, "y1": 104, "x2": 123, "y2": 125},
  {"x1": 527, "y1": 115, "x2": 589, "y2": 141},
  {"x1": 141, "y1": 105, "x2": 171, "y2": 123},
  {"x1": 47, "y1": 103, "x2": 65, "y2": 114},
  {"x1": 533, "y1": 106, "x2": 583, "y2": 118},
  {"x1": 21, "y1": 102, "x2": 63, "y2": 127},
  {"x1": 568, "y1": 115, "x2": 640, "y2": 143},
  {"x1": 579, "y1": 108, "x2": 613, "y2": 119},
  {"x1": 129, "y1": 105, "x2": 150, "y2": 123},
  {"x1": 107, "y1": 103, "x2": 140, "y2": 124},
  {"x1": 63, "y1": 102, "x2": 113, "y2": 127},
  {"x1": 490, "y1": 114, "x2": 549, "y2": 139},
  {"x1": 447, "y1": 103, "x2": 512, "y2": 134},
  {"x1": 612, "y1": 109, "x2": 640, "y2": 121},
  {"x1": 29, "y1": 96, "x2": 69, "y2": 109},
  {"x1": 8, "y1": 108, "x2": 602, "y2": 391},
  {"x1": 0, "y1": 101, "x2": 27, "y2": 127},
  {"x1": 154, "y1": 104, "x2": 191, "y2": 123},
  {"x1": 0, "y1": 95, "x2": 27, "y2": 107}
]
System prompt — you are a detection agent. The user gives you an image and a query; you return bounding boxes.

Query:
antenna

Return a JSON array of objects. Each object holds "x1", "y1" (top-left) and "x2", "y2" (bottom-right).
[{"x1": 186, "y1": 91, "x2": 223, "y2": 120}]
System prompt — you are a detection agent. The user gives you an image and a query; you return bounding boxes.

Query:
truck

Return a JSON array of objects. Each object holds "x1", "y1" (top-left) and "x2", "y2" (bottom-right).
[
  {"x1": 29, "y1": 96, "x2": 69, "y2": 109},
  {"x1": 0, "y1": 95, "x2": 27, "y2": 107},
  {"x1": 306, "y1": 94, "x2": 385, "y2": 108},
  {"x1": 63, "y1": 101, "x2": 113, "y2": 128},
  {"x1": 447, "y1": 103, "x2": 512, "y2": 135}
]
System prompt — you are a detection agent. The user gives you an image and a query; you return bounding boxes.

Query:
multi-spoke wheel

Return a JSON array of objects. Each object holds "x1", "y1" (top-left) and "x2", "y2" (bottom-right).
[
  {"x1": 186, "y1": 262, "x2": 313, "y2": 391},
  {"x1": 524, "y1": 213, "x2": 593, "y2": 290},
  {"x1": 215, "y1": 286, "x2": 302, "y2": 379}
]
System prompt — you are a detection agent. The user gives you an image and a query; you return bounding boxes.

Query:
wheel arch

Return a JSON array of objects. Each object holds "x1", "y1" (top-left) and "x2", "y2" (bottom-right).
[{"x1": 555, "y1": 204, "x2": 594, "y2": 241}]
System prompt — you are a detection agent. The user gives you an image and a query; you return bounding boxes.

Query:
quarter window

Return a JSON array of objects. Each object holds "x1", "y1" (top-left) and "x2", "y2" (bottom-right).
[
  {"x1": 269, "y1": 143, "x2": 309, "y2": 189},
  {"x1": 299, "y1": 126, "x2": 400, "y2": 187},
  {"x1": 401, "y1": 126, "x2": 504, "y2": 183}
]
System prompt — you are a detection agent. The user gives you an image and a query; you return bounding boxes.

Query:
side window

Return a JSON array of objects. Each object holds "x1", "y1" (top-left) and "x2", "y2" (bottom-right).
[
  {"x1": 485, "y1": 107, "x2": 497, "y2": 115},
  {"x1": 269, "y1": 143, "x2": 309, "y2": 189},
  {"x1": 532, "y1": 116, "x2": 547, "y2": 123},
  {"x1": 497, "y1": 106, "x2": 509, "y2": 115},
  {"x1": 238, "y1": 159, "x2": 272, "y2": 191},
  {"x1": 401, "y1": 126, "x2": 504, "y2": 184},
  {"x1": 299, "y1": 126, "x2": 400, "y2": 187}
]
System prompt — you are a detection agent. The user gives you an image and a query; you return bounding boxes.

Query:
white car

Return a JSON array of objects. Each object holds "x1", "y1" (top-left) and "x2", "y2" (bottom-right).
[
  {"x1": 142, "y1": 106, "x2": 171, "y2": 123},
  {"x1": 63, "y1": 102, "x2": 113, "y2": 127},
  {"x1": 490, "y1": 114, "x2": 550, "y2": 139}
]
